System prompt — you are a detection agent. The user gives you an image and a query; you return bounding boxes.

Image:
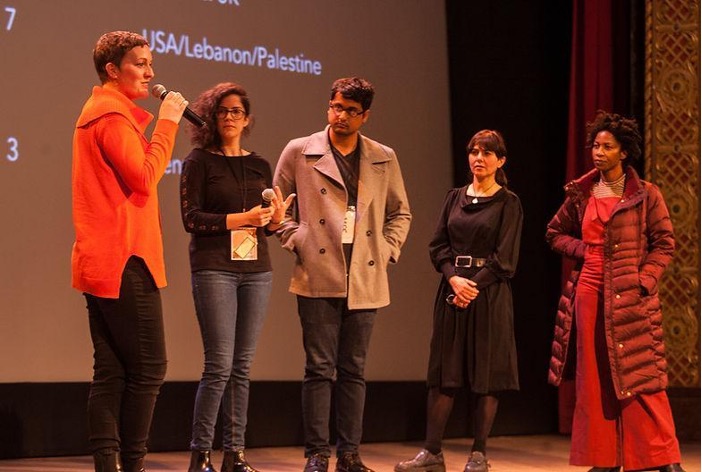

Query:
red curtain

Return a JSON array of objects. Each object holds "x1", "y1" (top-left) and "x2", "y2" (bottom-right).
[{"x1": 559, "y1": 0, "x2": 615, "y2": 434}]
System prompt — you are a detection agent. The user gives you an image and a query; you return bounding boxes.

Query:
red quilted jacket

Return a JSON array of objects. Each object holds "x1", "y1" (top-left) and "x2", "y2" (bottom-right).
[{"x1": 546, "y1": 166, "x2": 675, "y2": 399}]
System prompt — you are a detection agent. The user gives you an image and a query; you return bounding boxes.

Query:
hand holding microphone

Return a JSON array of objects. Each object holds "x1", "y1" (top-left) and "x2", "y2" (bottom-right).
[
  {"x1": 151, "y1": 84, "x2": 207, "y2": 128},
  {"x1": 263, "y1": 186, "x2": 296, "y2": 226}
]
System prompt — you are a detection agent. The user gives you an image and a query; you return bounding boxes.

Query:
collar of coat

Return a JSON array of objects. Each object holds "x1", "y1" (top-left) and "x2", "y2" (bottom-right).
[
  {"x1": 564, "y1": 166, "x2": 646, "y2": 208},
  {"x1": 300, "y1": 126, "x2": 391, "y2": 162}
]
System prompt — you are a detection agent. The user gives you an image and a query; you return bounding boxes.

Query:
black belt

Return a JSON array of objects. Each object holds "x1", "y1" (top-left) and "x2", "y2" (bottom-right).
[{"x1": 454, "y1": 255, "x2": 487, "y2": 268}]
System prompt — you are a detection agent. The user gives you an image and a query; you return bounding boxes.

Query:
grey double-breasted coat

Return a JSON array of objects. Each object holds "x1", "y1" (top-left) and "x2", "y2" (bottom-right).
[{"x1": 273, "y1": 127, "x2": 412, "y2": 310}]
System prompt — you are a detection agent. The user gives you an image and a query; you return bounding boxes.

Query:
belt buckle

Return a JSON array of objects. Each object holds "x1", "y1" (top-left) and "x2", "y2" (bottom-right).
[{"x1": 455, "y1": 255, "x2": 472, "y2": 267}]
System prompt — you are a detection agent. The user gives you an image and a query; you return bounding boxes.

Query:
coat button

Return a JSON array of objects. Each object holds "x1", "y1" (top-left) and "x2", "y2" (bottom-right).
[
  {"x1": 615, "y1": 294, "x2": 621, "y2": 299},
  {"x1": 319, "y1": 218, "x2": 325, "y2": 225},
  {"x1": 366, "y1": 230, "x2": 372, "y2": 236},
  {"x1": 614, "y1": 244, "x2": 619, "y2": 249},
  {"x1": 320, "y1": 188, "x2": 327, "y2": 194},
  {"x1": 618, "y1": 343, "x2": 624, "y2": 349},
  {"x1": 625, "y1": 391, "x2": 632, "y2": 397},
  {"x1": 319, "y1": 248, "x2": 326, "y2": 254},
  {"x1": 368, "y1": 260, "x2": 375, "y2": 266}
]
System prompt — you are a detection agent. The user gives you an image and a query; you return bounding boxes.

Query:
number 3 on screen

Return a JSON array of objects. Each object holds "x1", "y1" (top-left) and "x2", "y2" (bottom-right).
[
  {"x1": 5, "y1": 6, "x2": 16, "y2": 31},
  {"x1": 6, "y1": 137, "x2": 18, "y2": 162}
]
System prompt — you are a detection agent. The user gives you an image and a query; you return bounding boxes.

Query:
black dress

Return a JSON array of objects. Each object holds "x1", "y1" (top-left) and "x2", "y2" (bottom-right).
[{"x1": 427, "y1": 186, "x2": 523, "y2": 393}]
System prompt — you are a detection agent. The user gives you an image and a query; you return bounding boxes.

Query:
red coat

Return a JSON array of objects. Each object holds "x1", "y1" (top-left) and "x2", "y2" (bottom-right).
[
  {"x1": 72, "y1": 86, "x2": 178, "y2": 298},
  {"x1": 546, "y1": 167, "x2": 675, "y2": 399}
]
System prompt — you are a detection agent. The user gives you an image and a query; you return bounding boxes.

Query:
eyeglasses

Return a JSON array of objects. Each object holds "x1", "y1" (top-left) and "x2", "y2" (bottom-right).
[
  {"x1": 329, "y1": 103, "x2": 365, "y2": 118},
  {"x1": 215, "y1": 107, "x2": 246, "y2": 120}
]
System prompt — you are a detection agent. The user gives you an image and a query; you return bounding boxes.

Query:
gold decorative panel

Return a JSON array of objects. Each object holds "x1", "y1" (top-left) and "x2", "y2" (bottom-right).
[{"x1": 645, "y1": 0, "x2": 701, "y2": 387}]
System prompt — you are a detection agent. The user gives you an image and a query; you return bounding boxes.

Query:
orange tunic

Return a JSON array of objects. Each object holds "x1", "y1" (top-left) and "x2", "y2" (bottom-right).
[{"x1": 71, "y1": 86, "x2": 178, "y2": 298}]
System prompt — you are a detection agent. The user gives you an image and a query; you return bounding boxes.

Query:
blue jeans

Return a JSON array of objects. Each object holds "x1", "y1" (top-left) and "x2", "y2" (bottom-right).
[
  {"x1": 297, "y1": 296, "x2": 376, "y2": 458},
  {"x1": 190, "y1": 270, "x2": 272, "y2": 451},
  {"x1": 86, "y1": 256, "x2": 167, "y2": 463}
]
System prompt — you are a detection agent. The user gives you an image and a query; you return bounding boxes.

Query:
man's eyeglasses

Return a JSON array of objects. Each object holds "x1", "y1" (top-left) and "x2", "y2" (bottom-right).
[
  {"x1": 329, "y1": 103, "x2": 365, "y2": 118},
  {"x1": 215, "y1": 107, "x2": 246, "y2": 120}
]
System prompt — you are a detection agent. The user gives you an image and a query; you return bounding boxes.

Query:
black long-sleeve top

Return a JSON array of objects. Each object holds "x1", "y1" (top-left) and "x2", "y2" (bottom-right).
[{"x1": 180, "y1": 148, "x2": 273, "y2": 273}]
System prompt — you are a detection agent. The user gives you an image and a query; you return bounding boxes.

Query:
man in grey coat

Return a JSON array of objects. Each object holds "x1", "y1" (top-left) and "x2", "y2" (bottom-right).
[{"x1": 273, "y1": 77, "x2": 411, "y2": 472}]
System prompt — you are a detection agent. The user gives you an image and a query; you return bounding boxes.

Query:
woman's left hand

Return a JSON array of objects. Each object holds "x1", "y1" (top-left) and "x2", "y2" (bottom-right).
[{"x1": 448, "y1": 275, "x2": 479, "y2": 309}]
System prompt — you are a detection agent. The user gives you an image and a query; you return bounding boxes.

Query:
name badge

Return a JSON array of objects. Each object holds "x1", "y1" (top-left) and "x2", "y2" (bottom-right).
[
  {"x1": 231, "y1": 228, "x2": 258, "y2": 260},
  {"x1": 342, "y1": 205, "x2": 356, "y2": 244}
]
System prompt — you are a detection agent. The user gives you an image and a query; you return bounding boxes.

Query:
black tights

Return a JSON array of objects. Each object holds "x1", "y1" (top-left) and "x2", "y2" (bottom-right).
[{"x1": 424, "y1": 387, "x2": 499, "y2": 455}]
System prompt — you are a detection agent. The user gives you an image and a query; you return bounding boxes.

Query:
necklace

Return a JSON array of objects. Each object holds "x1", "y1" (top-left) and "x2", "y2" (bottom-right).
[{"x1": 468, "y1": 181, "x2": 498, "y2": 204}]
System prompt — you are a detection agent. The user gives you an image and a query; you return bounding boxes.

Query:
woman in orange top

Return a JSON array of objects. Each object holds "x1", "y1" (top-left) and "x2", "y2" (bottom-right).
[{"x1": 71, "y1": 31, "x2": 186, "y2": 472}]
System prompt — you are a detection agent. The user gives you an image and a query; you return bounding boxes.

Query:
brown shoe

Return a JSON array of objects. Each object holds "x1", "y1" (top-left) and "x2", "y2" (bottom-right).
[
  {"x1": 335, "y1": 452, "x2": 374, "y2": 472},
  {"x1": 394, "y1": 449, "x2": 446, "y2": 472},
  {"x1": 304, "y1": 453, "x2": 329, "y2": 472},
  {"x1": 464, "y1": 451, "x2": 489, "y2": 472}
]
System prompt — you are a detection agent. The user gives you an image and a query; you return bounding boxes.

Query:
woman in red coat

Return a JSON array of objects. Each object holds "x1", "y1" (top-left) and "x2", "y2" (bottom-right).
[{"x1": 546, "y1": 111, "x2": 684, "y2": 472}]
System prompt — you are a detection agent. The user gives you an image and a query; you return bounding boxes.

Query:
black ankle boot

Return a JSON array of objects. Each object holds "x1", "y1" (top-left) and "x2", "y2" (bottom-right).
[
  {"x1": 122, "y1": 456, "x2": 145, "y2": 472},
  {"x1": 93, "y1": 449, "x2": 123, "y2": 472},
  {"x1": 189, "y1": 450, "x2": 217, "y2": 472},
  {"x1": 221, "y1": 450, "x2": 259, "y2": 472}
]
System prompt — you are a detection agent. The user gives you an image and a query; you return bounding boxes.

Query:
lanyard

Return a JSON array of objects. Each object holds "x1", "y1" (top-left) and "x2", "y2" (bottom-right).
[{"x1": 221, "y1": 148, "x2": 248, "y2": 212}]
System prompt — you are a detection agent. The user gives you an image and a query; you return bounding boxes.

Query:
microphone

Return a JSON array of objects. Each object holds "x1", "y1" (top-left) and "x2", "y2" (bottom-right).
[
  {"x1": 261, "y1": 188, "x2": 275, "y2": 208},
  {"x1": 151, "y1": 84, "x2": 207, "y2": 128}
]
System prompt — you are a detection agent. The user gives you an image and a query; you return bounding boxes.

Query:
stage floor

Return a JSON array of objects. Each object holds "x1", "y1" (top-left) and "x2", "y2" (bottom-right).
[{"x1": 0, "y1": 435, "x2": 698, "y2": 471}]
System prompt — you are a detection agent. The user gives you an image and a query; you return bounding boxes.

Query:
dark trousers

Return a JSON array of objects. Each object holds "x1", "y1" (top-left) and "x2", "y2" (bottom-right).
[
  {"x1": 85, "y1": 256, "x2": 167, "y2": 463},
  {"x1": 297, "y1": 296, "x2": 376, "y2": 458}
]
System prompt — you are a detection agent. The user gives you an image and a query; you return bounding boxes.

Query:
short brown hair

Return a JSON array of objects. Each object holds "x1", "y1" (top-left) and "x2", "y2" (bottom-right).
[{"x1": 93, "y1": 31, "x2": 149, "y2": 84}]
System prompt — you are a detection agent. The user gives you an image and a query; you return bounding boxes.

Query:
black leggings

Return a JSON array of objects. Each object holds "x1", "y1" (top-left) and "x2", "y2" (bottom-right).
[{"x1": 424, "y1": 387, "x2": 499, "y2": 454}]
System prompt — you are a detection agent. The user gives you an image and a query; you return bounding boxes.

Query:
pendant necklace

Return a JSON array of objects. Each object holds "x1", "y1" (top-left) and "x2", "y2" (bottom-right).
[{"x1": 469, "y1": 181, "x2": 497, "y2": 204}]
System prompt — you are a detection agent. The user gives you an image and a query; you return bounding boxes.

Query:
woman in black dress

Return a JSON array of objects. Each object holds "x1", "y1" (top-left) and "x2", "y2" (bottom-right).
[{"x1": 395, "y1": 130, "x2": 523, "y2": 472}]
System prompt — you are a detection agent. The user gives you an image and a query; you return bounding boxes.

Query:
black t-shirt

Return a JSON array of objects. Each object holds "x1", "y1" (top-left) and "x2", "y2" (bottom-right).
[
  {"x1": 330, "y1": 140, "x2": 360, "y2": 207},
  {"x1": 180, "y1": 148, "x2": 274, "y2": 273},
  {"x1": 330, "y1": 139, "x2": 361, "y2": 268}
]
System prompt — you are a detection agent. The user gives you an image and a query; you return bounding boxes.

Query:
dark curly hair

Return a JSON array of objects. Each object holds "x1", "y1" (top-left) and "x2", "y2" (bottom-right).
[
  {"x1": 466, "y1": 129, "x2": 509, "y2": 187},
  {"x1": 330, "y1": 77, "x2": 375, "y2": 111},
  {"x1": 93, "y1": 31, "x2": 149, "y2": 84},
  {"x1": 189, "y1": 82, "x2": 252, "y2": 149},
  {"x1": 585, "y1": 110, "x2": 642, "y2": 165}
]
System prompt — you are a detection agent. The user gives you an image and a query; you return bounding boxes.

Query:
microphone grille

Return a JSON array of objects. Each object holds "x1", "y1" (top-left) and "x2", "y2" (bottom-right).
[
  {"x1": 262, "y1": 188, "x2": 275, "y2": 202},
  {"x1": 151, "y1": 84, "x2": 167, "y2": 98}
]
